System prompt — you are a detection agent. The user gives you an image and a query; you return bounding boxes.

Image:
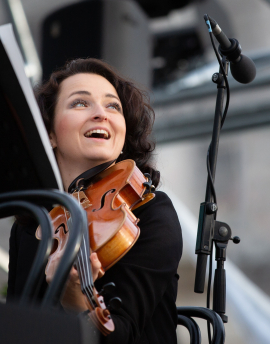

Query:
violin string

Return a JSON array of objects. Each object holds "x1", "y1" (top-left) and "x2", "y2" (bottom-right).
[
  {"x1": 76, "y1": 248, "x2": 87, "y2": 291},
  {"x1": 78, "y1": 236, "x2": 94, "y2": 294},
  {"x1": 74, "y1": 230, "x2": 94, "y2": 305},
  {"x1": 80, "y1": 239, "x2": 97, "y2": 307},
  {"x1": 75, "y1": 191, "x2": 86, "y2": 290},
  {"x1": 75, "y1": 191, "x2": 94, "y2": 289},
  {"x1": 81, "y1": 235, "x2": 94, "y2": 287},
  {"x1": 74, "y1": 191, "x2": 96, "y2": 307},
  {"x1": 77, "y1": 246, "x2": 95, "y2": 308},
  {"x1": 62, "y1": 205, "x2": 95, "y2": 304},
  {"x1": 74, "y1": 190, "x2": 86, "y2": 291},
  {"x1": 77, "y1": 244, "x2": 96, "y2": 308}
]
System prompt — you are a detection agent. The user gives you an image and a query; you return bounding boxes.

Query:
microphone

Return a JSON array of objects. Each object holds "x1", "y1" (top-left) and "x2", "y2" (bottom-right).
[{"x1": 204, "y1": 14, "x2": 256, "y2": 84}]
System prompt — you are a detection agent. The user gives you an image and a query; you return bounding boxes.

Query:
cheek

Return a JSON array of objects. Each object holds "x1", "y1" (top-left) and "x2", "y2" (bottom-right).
[
  {"x1": 119, "y1": 127, "x2": 126, "y2": 148},
  {"x1": 54, "y1": 116, "x2": 74, "y2": 142},
  {"x1": 120, "y1": 118, "x2": 126, "y2": 139},
  {"x1": 122, "y1": 123, "x2": 126, "y2": 137}
]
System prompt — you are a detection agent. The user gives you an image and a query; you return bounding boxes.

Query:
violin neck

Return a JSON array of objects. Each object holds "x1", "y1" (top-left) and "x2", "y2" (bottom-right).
[{"x1": 76, "y1": 230, "x2": 95, "y2": 299}]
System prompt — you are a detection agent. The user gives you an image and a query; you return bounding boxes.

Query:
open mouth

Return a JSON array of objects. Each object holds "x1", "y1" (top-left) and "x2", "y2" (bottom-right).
[{"x1": 84, "y1": 129, "x2": 110, "y2": 139}]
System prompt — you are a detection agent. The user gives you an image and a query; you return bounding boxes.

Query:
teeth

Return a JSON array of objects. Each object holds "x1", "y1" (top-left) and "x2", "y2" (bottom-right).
[{"x1": 85, "y1": 129, "x2": 109, "y2": 138}]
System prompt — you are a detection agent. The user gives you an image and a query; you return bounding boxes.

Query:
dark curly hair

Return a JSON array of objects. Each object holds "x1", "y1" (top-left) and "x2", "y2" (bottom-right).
[{"x1": 35, "y1": 58, "x2": 160, "y2": 187}]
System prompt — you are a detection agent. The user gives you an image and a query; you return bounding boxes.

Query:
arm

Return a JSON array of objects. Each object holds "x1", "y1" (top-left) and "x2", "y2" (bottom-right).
[
  {"x1": 8, "y1": 219, "x2": 101, "y2": 308},
  {"x1": 6, "y1": 221, "x2": 19, "y2": 302},
  {"x1": 7, "y1": 220, "x2": 45, "y2": 302}
]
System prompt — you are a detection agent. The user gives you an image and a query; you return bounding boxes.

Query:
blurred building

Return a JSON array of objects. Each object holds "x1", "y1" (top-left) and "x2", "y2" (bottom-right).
[{"x1": 1, "y1": 0, "x2": 270, "y2": 343}]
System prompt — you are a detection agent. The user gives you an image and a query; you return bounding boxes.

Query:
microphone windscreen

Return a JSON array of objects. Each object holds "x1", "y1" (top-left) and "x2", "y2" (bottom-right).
[{"x1": 230, "y1": 54, "x2": 256, "y2": 84}]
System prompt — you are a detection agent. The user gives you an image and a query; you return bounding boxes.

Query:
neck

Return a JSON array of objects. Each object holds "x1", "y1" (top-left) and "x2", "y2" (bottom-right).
[{"x1": 56, "y1": 157, "x2": 115, "y2": 192}]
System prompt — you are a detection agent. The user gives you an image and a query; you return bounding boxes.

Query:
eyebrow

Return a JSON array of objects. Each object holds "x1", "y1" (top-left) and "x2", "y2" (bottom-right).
[
  {"x1": 68, "y1": 90, "x2": 91, "y2": 98},
  {"x1": 105, "y1": 93, "x2": 121, "y2": 102},
  {"x1": 68, "y1": 90, "x2": 121, "y2": 102}
]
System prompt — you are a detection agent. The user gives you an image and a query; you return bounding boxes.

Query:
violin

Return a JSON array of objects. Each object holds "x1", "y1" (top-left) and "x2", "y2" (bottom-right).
[{"x1": 36, "y1": 159, "x2": 155, "y2": 335}]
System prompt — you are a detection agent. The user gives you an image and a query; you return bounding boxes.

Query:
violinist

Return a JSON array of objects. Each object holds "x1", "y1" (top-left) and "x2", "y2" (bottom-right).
[{"x1": 7, "y1": 58, "x2": 182, "y2": 343}]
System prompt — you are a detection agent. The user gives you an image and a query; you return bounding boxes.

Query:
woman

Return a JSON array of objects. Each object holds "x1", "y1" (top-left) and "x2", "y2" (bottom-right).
[{"x1": 7, "y1": 58, "x2": 182, "y2": 343}]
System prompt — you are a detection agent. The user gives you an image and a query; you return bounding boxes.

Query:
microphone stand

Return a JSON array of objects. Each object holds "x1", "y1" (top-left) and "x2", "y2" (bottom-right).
[{"x1": 194, "y1": 56, "x2": 239, "y2": 323}]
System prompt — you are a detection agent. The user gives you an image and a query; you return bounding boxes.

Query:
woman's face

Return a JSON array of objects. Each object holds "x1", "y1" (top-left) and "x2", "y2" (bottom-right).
[{"x1": 50, "y1": 73, "x2": 126, "y2": 171}]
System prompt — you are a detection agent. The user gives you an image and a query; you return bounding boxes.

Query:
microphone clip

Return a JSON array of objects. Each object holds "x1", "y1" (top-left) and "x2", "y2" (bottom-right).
[{"x1": 218, "y1": 38, "x2": 242, "y2": 63}]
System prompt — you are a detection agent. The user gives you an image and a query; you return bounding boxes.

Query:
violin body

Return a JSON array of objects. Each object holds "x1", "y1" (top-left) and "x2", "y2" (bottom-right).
[
  {"x1": 83, "y1": 159, "x2": 145, "y2": 271},
  {"x1": 37, "y1": 159, "x2": 151, "y2": 274},
  {"x1": 36, "y1": 159, "x2": 154, "y2": 335}
]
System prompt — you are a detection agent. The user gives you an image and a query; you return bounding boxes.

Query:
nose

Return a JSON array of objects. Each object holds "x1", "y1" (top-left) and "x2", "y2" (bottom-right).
[{"x1": 90, "y1": 104, "x2": 107, "y2": 121}]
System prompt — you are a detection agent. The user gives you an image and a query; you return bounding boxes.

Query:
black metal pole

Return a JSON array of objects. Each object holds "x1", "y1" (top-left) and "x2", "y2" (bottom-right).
[
  {"x1": 194, "y1": 57, "x2": 229, "y2": 294},
  {"x1": 205, "y1": 61, "x2": 228, "y2": 202},
  {"x1": 213, "y1": 242, "x2": 228, "y2": 322}
]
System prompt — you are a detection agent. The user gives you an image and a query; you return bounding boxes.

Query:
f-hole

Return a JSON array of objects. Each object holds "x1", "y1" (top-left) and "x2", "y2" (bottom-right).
[
  {"x1": 55, "y1": 223, "x2": 68, "y2": 235},
  {"x1": 92, "y1": 188, "x2": 116, "y2": 212}
]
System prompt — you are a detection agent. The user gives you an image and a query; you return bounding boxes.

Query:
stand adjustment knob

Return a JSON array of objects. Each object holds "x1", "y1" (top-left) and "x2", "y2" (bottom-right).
[
  {"x1": 212, "y1": 72, "x2": 223, "y2": 84},
  {"x1": 231, "y1": 236, "x2": 240, "y2": 244},
  {"x1": 206, "y1": 202, "x2": 218, "y2": 214}
]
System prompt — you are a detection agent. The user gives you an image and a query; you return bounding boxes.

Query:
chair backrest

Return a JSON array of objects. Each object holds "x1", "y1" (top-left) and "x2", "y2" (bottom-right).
[{"x1": 177, "y1": 306, "x2": 225, "y2": 344}]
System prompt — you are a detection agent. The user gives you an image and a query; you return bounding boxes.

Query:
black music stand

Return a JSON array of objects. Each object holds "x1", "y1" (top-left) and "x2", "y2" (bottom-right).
[
  {"x1": 0, "y1": 24, "x2": 99, "y2": 343},
  {"x1": 0, "y1": 23, "x2": 62, "y2": 193}
]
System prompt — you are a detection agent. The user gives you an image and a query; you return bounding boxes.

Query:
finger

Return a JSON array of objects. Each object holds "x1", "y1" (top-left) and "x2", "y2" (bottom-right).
[
  {"x1": 90, "y1": 253, "x2": 102, "y2": 281},
  {"x1": 69, "y1": 266, "x2": 80, "y2": 283}
]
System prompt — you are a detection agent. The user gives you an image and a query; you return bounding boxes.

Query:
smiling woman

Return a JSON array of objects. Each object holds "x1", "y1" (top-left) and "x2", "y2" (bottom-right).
[
  {"x1": 35, "y1": 59, "x2": 160, "y2": 189},
  {"x1": 49, "y1": 73, "x2": 126, "y2": 190},
  {"x1": 7, "y1": 58, "x2": 182, "y2": 344}
]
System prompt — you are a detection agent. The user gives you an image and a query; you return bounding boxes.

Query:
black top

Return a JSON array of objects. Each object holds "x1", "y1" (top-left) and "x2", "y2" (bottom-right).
[{"x1": 7, "y1": 191, "x2": 182, "y2": 344}]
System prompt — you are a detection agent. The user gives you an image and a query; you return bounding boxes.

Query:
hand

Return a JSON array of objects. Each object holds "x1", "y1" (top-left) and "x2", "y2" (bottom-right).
[
  {"x1": 60, "y1": 264, "x2": 87, "y2": 312},
  {"x1": 47, "y1": 252, "x2": 103, "y2": 313}
]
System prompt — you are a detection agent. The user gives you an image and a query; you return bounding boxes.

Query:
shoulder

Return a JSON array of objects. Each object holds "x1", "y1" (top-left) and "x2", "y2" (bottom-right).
[
  {"x1": 9, "y1": 220, "x2": 40, "y2": 262},
  {"x1": 133, "y1": 190, "x2": 181, "y2": 230},
  {"x1": 133, "y1": 190, "x2": 175, "y2": 212},
  {"x1": 10, "y1": 220, "x2": 38, "y2": 241},
  {"x1": 132, "y1": 190, "x2": 183, "y2": 262}
]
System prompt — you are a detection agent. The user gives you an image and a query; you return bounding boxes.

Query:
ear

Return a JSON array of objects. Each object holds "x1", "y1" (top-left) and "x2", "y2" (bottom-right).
[{"x1": 49, "y1": 132, "x2": 57, "y2": 149}]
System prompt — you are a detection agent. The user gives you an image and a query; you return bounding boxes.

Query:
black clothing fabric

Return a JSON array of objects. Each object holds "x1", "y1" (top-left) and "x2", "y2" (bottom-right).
[
  {"x1": 7, "y1": 191, "x2": 182, "y2": 343},
  {"x1": 7, "y1": 219, "x2": 47, "y2": 301}
]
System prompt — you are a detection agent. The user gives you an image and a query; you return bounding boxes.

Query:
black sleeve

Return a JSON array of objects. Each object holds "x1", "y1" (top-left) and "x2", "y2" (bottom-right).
[
  {"x1": 7, "y1": 221, "x2": 47, "y2": 302},
  {"x1": 94, "y1": 191, "x2": 183, "y2": 343},
  {"x1": 6, "y1": 221, "x2": 19, "y2": 302}
]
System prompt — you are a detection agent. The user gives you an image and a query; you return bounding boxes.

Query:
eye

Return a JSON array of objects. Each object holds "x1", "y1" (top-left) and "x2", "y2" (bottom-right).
[
  {"x1": 107, "y1": 102, "x2": 122, "y2": 112},
  {"x1": 71, "y1": 99, "x2": 88, "y2": 108}
]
